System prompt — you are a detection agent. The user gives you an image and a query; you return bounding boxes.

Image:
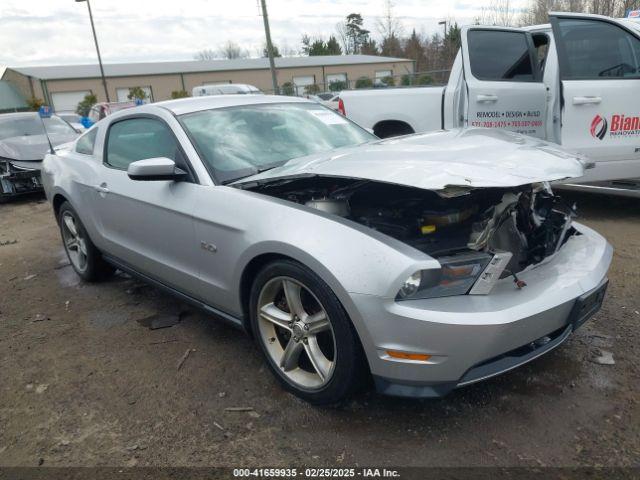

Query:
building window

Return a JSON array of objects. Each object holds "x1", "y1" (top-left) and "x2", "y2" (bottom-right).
[
  {"x1": 115, "y1": 86, "x2": 153, "y2": 103},
  {"x1": 325, "y1": 73, "x2": 347, "y2": 91},
  {"x1": 374, "y1": 70, "x2": 393, "y2": 86},
  {"x1": 292, "y1": 75, "x2": 315, "y2": 96}
]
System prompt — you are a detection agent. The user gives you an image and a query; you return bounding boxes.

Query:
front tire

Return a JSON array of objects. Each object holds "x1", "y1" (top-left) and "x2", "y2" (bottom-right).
[
  {"x1": 249, "y1": 259, "x2": 367, "y2": 405},
  {"x1": 58, "y1": 201, "x2": 114, "y2": 282}
]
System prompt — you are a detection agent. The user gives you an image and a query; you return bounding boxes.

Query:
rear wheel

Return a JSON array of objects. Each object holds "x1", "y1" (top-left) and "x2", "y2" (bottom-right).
[
  {"x1": 58, "y1": 201, "x2": 114, "y2": 282},
  {"x1": 249, "y1": 260, "x2": 367, "y2": 405}
]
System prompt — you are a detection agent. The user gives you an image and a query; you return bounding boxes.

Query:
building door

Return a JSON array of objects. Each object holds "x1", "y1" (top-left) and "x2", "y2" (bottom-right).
[{"x1": 51, "y1": 90, "x2": 91, "y2": 113}]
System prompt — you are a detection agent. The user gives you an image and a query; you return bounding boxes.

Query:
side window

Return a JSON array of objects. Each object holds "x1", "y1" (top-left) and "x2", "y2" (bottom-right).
[
  {"x1": 75, "y1": 128, "x2": 97, "y2": 155},
  {"x1": 468, "y1": 30, "x2": 536, "y2": 82},
  {"x1": 557, "y1": 18, "x2": 640, "y2": 80},
  {"x1": 105, "y1": 118, "x2": 184, "y2": 170}
]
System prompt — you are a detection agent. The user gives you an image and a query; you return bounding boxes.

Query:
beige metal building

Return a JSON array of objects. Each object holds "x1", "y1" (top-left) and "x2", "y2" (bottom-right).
[{"x1": 1, "y1": 55, "x2": 414, "y2": 113}]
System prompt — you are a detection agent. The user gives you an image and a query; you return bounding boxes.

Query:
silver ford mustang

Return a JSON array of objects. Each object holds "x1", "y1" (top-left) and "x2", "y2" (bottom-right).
[{"x1": 41, "y1": 95, "x2": 612, "y2": 404}]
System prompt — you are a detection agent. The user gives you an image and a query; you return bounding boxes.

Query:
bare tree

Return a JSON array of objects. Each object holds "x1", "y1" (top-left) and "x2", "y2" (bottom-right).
[
  {"x1": 218, "y1": 41, "x2": 249, "y2": 60},
  {"x1": 476, "y1": 0, "x2": 518, "y2": 26},
  {"x1": 194, "y1": 49, "x2": 217, "y2": 61},
  {"x1": 377, "y1": 0, "x2": 403, "y2": 40}
]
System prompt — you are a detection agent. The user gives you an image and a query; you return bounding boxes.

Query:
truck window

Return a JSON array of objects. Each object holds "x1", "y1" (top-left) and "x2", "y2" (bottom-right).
[
  {"x1": 557, "y1": 18, "x2": 640, "y2": 80},
  {"x1": 467, "y1": 30, "x2": 536, "y2": 82}
]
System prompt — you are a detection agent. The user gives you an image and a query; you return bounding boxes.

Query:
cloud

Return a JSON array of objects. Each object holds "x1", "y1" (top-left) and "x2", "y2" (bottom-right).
[{"x1": 0, "y1": 0, "x2": 515, "y2": 66}]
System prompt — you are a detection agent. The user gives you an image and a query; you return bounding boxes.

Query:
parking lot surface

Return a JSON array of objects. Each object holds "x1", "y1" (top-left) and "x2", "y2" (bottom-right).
[{"x1": 0, "y1": 192, "x2": 638, "y2": 467}]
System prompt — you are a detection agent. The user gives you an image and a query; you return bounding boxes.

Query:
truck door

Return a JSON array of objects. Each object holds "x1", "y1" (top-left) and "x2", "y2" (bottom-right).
[
  {"x1": 551, "y1": 14, "x2": 640, "y2": 182},
  {"x1": 461, "y1": 26, "x2": 548, "y2": 139}
]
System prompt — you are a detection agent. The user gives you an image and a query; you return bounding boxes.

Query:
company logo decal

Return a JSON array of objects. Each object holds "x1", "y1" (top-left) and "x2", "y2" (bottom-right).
[
  {"x1": 590, "y1": 115, "x2": 608, "y2": 140},
  {"x1": 591, "y1": 114, "x2": 640, "y2": 140}
]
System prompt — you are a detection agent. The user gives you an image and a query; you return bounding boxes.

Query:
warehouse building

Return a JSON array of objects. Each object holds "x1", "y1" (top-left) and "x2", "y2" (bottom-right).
[{"x1": 1, "y1": 55, "x2": 414, "y2": 113}]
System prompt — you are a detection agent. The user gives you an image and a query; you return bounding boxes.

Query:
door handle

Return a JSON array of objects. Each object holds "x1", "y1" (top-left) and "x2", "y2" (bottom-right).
[
  {"x1": 477, "y1": 94, "x2": 498, "y2": 103},
  {"x1": 93, "y1": 183, "x2": 110, "y2": 194},
  {"x1": 572, "y1": 96, "x2": 602, "y2": 105}
]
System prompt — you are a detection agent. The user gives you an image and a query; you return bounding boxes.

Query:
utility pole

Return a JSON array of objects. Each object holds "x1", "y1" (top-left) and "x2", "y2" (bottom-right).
[
  {"x1": 260, "y1": 0, "x2": 279, "y2": 95},
  {"x1": 76, "y1": 0, "x2": 110, "y2": 102}
]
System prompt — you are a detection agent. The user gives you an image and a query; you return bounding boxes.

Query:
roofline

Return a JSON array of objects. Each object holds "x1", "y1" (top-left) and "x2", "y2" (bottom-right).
[{"x1": 8, "y1": 56, "x2": 414, "y2": 81}]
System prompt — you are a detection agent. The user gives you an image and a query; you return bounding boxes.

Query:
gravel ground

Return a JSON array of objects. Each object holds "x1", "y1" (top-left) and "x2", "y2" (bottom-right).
[{"x1": 0, "y1": 191, "x2": 638, "y2": 468}]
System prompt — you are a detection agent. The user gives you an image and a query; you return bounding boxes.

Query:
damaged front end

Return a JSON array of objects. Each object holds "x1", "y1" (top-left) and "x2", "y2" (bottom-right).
[
  {"x1": 0, "y1": 158, "x2": 43, "y2": 201},
  {"x1": 240, "y1": 177, "x2": 576, "y2": 298}
]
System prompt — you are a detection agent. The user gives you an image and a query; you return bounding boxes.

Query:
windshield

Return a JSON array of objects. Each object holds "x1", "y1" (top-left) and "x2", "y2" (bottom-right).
[
  {"x1": 180, "y1": 102, "x2": 376, "y2": 183},
  {"x1": 0, "y1": 115, "x2": 76, "y2": 141}
]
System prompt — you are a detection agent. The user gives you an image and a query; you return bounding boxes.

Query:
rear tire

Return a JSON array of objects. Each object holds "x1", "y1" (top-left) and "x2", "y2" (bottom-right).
[
  {"x1": 249, "y1": 259, "x2": 367, "y2": 405},
  {"x1": 58, "y1": 201, "x2": 114, "y2": 282}
]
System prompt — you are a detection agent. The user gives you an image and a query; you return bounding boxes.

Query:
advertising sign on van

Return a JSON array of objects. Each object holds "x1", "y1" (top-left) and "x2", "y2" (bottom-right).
[{"x1": 628, "y1": 9, "x2": 640, "y2": 17}]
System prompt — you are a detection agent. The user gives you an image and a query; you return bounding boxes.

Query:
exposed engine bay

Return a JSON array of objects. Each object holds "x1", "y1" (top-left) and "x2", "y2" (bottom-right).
[{"x1": 242, "y1": 177, "x2": 577, "y2": 277}]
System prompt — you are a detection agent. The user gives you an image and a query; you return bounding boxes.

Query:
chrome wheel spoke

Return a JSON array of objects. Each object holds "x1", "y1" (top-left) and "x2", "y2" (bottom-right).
[
  {"x1": 280, "y1": 339, "x2": 303, "y2": 372},
  {"x1": 304, "y1": 336, "x2": 332, "y2": 382},
  {"x1": 63, "y1": 215, "x2": 78, "y2": 237},
  {"x1": 305, "y1": 311, "x2": 330, "y2": 334},
  {"x1": 66, "y1": 238, "x2": 79, "y2": 251},
  {"x1": 282, "y1": 280, "x2": 305, "y2": 319},
  {"x1": 260, "y1": 303, "x2": 292, "y2": 331}
]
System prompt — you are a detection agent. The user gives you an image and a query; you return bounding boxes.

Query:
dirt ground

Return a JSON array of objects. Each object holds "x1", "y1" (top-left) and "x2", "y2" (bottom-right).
[{"x1": 0, "y1": 191, "x2": 638, "y2": 468}]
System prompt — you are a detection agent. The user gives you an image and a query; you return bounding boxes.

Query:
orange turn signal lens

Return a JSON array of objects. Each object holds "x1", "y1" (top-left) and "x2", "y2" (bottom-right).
[{"x1": 386, "y1": 350, "x2": 431, "y2": 361}]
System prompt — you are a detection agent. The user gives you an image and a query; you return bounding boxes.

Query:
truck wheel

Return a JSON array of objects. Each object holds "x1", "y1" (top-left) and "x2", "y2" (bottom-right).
[
  {"x1": 58, "y1": 201, "x2": 114, "y2": 282},
  {"x1": 249, "y1": 259, "x2": 367, "y2": 405}
]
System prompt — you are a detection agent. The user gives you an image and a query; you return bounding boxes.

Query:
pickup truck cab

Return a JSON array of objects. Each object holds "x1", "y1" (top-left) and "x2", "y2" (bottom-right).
[{"x1": 340, "y1": 13, "x2": 640, "y2": 196}]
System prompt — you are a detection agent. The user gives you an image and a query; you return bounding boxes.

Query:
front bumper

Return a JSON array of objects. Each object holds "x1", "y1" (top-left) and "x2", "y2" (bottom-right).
[
  {"x1": 349, "y1": 223, "x2": 612, "y2": 398},
  {"x1": 0, "y1": 160, "x2": 43, "y2": 198}
]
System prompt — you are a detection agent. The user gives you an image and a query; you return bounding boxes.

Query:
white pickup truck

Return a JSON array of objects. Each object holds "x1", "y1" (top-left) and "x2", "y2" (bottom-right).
[{"x1": 340, "y1": 12, "x2": 640, "y2": 196}]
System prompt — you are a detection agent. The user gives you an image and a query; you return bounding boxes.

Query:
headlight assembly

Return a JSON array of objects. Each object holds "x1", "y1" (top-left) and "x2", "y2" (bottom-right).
[{"x1": 396, "y1": 252, "x2": 492, "y2": 300}]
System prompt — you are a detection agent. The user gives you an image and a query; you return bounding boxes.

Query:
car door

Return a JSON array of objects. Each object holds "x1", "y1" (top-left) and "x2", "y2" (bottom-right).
[
  {"x1": 460, "y1": 26, "x2": 548, "y2": 139},
  {"x1": 91, "y1": 114, "x2": 202, "y2": 296},
  {"x1": 551, "y1": 14, "x2": 640, "y2": 182}
]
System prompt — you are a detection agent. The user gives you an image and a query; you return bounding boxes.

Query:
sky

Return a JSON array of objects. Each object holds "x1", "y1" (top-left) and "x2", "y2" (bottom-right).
[{"x1": 0, "y1": 0, "x2": 528, "y2": 67}]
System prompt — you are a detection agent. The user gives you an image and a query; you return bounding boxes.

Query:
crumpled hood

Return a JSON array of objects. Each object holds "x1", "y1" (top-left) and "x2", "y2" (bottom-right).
[
  {"x1": 0, "y1": 133, "x2": 78, "y2": 161},
  {"x1": 234, "y1": 128, "x2": 586, "y2": 191}
]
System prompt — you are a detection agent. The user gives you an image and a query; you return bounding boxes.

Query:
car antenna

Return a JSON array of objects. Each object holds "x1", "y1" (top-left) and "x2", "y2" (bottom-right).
[{"x1": 38, "y1": 105, "x2": 56, "y2": 154}]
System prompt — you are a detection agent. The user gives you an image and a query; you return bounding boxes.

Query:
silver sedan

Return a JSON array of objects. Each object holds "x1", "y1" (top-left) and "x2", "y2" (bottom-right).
[{"x1": 41, "y1": 95, "x2": 612, "y2": 404}]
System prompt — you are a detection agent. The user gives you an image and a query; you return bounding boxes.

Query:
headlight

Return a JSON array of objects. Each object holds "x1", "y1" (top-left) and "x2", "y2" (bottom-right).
[{"x1": 396, "y1": 252, "x2": 492, "y2": 300}]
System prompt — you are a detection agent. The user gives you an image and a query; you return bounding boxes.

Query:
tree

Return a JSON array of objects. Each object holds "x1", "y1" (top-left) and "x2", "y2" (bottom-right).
[
  {"x1": 355, "y1": 77, "x2": 373, "y2": 88},
  {"x1": 171, "y1": 90, "x2": 189, "y2": 99},
  {"x1": 377, "y1": 75, "x2": 395, "y2": 87},
  {"x1": 26, "y1": 97, "x2": 45, "y2": 112},
  {"x1": 127, "y1": 87, "x2": 148, "y2": 102},
  {"x1": 403, "y1": 30, "x2": 427, "y2": 71},
  {"x1": 325, "y1": 36, "x2": 343, "y2": 55},
  {"x1": 476, "y1": 0, "x2": 518, "y2": 26},
  {"x1": 328, "y1": 80, "x2": 347, "y2": 91},
  {"x1": 218, "y1": 41, "x2": 248, "y2": 60},
  {"x1": 377, "y1": 0, "x2": 403, "y2": 43},
  {"x1": 305, "y1": 84, "x2": 321, "y2": 95},
  {"x1": 360, "y1": 39, "x2": 379, "y2": 55},
  {"x1": 75, "y1": 93, "x2": 97, "y2": 116},
  {"x1": 194, "y1": 49, "x2": 217, "y2": 61},
  {"x1": 281, "y1": 82, "x2": 295, "y2": 96},
  {"x1": 336, "y1": 13, "x2": 370, "y2": 54},
  {"x1": 262, "y1": 44, "x2": 281, "y2": 58},
  {"x1": 380, "y1": 34, "x2": 403, "y2": 57}
]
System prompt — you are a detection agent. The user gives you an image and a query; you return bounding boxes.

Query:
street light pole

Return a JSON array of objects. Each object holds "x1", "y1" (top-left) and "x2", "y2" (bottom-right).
[
  {"x1": 76, "y1": 0, "x2": 110, "y2": 102},
  {"x1": 259, "y1": 0, "x2": 279, "y2": 95}
]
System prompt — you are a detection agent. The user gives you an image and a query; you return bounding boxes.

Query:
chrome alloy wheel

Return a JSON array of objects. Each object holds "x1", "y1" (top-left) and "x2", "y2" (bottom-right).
[
  {"x1": 257, "y1": 276, "x2": 336, "y2": 389},
  {"x1": 61, "y1": 211, "x2": 88, "y2": 273}
]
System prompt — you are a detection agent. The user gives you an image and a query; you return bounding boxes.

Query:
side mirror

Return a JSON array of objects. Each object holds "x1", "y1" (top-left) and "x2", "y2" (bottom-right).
[{"x1": 127, "y1": 157, "x2": 187, "y2": 181}]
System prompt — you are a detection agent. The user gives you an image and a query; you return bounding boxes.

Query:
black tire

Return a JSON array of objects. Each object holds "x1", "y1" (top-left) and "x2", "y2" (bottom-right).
[
  {"x1": 57, "y1": 201, "x2": 115, "y2": 282},
  {"x1": 249, "y1": 259, "x2": 368, "y2": 405}
]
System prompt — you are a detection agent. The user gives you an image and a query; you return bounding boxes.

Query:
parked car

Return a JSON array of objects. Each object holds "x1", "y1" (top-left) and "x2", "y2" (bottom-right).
[
  {"x1": 41, "y1": 96, "x2": 611, "y2": 404},
  {"x1": 192, "y1": 83, "x2": 262, "y2": 97},
  {"x1": 0, "y1": 112, "x2": 78, "y2": 200},
  {"x1": 57, "y1": 112, "x2": 86, "y2": 132},
  {"x1": 88, "y1": 101, "x2": 138, "y2": 124},
  {"x1": 340, "y1": 12, "x2": 640, "y2": 197}
]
